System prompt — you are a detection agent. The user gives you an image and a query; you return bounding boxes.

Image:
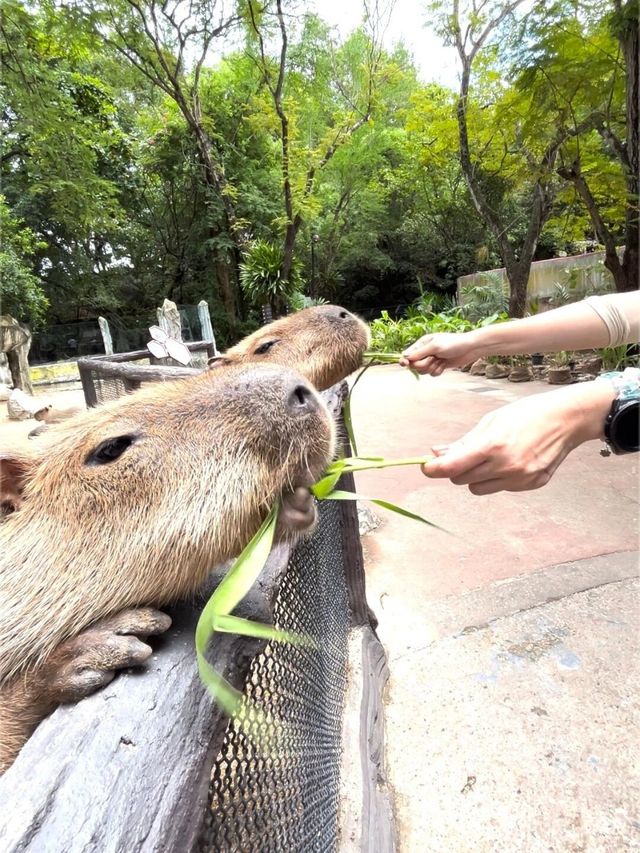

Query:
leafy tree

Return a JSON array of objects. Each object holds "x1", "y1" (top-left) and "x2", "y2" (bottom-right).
[
  {"x1": 518, "y1": 0, "x2": 638, "y2": 292},
  {"x1": 244, "y1": 4, "x2": 390, "y2": 289},
  {"x1": 0, "y1": 197, "x2": 49, "y2": 327}
]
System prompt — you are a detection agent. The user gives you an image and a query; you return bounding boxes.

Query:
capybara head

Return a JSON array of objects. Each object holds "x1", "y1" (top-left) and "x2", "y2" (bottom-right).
[
  {"x1": 0, "y1": 363, "x2": 335, "y2": 678},
  {"x1": 210, "y1": 305, "x2": 370, "y2": 391}
]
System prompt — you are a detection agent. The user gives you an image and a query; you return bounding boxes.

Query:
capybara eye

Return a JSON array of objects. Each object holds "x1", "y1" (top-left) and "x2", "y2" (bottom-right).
[
  {"x1": 85, "y1": 435, "x2": 138, "y2": 467},
  {"x1": 254, "y1": 339, "x2": 278, "y2": 355}
]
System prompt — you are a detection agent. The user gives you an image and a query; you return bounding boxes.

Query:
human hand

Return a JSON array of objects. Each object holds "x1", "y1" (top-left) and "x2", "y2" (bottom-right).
[
  {"x1": 420, "y1": 383, "x2": 616, "y2": 494},
  {"x1": 400, "y1": 331, "x2": 484, "y2": 375}
]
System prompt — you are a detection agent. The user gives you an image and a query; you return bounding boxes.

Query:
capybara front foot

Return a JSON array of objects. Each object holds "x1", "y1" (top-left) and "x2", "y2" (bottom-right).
[
  {"x1": 42, "y1": 608, "x2": 173, "y2": 704},
  {"x1": 276, "y1": 487, "x2": 317, "y2": 541},
  {"x1": 0, "y1": 608, "x2": 172, "y2": 774}
]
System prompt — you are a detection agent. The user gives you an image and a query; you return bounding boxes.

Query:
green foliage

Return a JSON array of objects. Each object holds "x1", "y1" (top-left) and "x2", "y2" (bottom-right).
[
  {"x1": 239, "y1": 241, "x2": 303, "y2": 309},
  {"x1": 598, "y1": 345, "x2": 637, "y2": 371},
  {"x1": 459, "y1": 274, "x2": 509, "y2": 323},
  {"x1": 0, "y1": 198, "x2": 49, "y2": 327}
]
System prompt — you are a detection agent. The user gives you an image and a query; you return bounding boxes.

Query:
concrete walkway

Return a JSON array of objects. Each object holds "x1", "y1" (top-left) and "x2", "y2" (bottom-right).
[{"x1": 350, "y1": 366, "x2": 639, "y2": 852}]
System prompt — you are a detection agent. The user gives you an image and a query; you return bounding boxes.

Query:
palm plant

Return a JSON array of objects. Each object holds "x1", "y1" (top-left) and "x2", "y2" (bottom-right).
[{"x1": 239, "y1": 240, "x2": 304, "y2": 316}]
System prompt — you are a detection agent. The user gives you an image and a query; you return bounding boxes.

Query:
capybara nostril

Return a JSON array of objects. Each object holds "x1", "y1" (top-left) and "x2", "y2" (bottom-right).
[
  {"x1": 287, "y1": 383, "x2": 317, "y2": 414},
  {"x1": 319, "y1": 305, "x2": 352, "y2": 322}
]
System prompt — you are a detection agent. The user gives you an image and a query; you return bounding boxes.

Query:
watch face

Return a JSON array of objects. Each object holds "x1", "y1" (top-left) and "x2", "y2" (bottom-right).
[{"x1": 609, "y1": 400, "x2": 640, "y2": 453}]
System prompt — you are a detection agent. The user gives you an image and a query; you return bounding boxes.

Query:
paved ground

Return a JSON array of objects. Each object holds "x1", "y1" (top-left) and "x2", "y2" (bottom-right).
[{"x1": 350, "y1": 366, "x2": 639, "y2": 852}]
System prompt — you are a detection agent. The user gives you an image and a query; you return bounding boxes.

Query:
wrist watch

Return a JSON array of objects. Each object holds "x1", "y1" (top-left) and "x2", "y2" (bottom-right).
[{"x1": 600, "y1": 368, "x2": 640, "y2": 455}]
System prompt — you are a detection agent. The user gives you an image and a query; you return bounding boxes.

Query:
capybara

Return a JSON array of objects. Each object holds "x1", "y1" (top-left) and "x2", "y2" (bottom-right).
[
  {"x1": 210, "y1": 304, "x2": 370, "y2": 390},
  {"x1": 0, "y1": 363, "x2": 335, "y2": 772}
]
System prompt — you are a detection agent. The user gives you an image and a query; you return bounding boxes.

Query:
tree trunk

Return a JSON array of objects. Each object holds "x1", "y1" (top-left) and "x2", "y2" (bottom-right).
[
  {"x1": 505, "y1": 264, "x2": 529, "y2": 318},
  {"x1": 619, "y1": 1, "x2": 639, "y2": 291},
  {"x1": 215, "y1": 259, "x2": 238, "y2": 328}
]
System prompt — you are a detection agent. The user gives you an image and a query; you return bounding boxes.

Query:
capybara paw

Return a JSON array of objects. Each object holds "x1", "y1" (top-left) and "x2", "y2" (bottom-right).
[
  {"x1": 42, "y1": 608, "x2": 172, "y2": 704},
  {"x1": 276, "y1": 487, "x2": 317, "y2": 540}
]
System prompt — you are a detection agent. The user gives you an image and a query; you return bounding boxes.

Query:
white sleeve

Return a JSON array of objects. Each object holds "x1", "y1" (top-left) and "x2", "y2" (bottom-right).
[{"x1": 584, "y1": 294, "x2": 639, "y2": 346}]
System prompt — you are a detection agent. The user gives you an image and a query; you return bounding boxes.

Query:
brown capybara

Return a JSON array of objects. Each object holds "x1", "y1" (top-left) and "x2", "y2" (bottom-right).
[
  {"x1": 0, "y1": 363, "x2": 335, "y2": 772},
  {"x1": 210, "y1": 305, "x2": 370, "y2": 390}
]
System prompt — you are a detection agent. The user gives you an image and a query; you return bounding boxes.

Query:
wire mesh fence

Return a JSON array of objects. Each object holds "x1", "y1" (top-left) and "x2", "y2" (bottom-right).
[{"x1": 75, "y1": 351, "x2": 386, "y2": 852}]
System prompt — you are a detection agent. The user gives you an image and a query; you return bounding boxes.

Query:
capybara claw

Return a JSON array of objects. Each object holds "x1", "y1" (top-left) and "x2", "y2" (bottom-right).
[
  {"x1": 93, "y1": 608, "x2": 173, "y2": 638},
  {"x1": 42, "y1": 609, "x2": 172, "y2": 705}
]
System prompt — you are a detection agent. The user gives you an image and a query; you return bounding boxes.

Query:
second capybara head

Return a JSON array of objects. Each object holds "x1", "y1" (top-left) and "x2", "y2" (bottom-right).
[{"x1": 210, "y1": 305, "x2": 370, "y2": 391}]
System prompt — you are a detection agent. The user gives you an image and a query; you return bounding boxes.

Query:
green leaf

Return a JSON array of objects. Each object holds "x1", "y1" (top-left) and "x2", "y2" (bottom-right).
[
  {"x1": 325, "y1": 489, "x2": 447, "y2": 532},
  {"x1": 212, "y1": 613, "x2": 312, "y2": 647}
]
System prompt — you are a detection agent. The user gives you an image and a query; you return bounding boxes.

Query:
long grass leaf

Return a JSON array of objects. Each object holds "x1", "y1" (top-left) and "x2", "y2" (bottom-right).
[
  {"x1": 212, "y1": 613, "x2": 312, "y2": 647},
  {"x1": 324, "y1": 489, "x2": 447, "y2": 532}
]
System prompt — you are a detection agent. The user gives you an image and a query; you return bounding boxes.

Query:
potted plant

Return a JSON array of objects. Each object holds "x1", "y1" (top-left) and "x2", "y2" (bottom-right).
[
  {"x1": 547, "y1": 351, "x2": 574, "y2": 384},
  {"x1": 485, "y1": 355, "x2": 510, "y2": 379},
  {"x1": 508, "y1": 355, "x2": 533, "y2": 383}
]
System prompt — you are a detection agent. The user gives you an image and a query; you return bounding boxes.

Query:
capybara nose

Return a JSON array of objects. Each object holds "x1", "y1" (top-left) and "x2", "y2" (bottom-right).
[
  {"x1": 319, "y1": 305, "x2": 351, "y2": 322},
  {"x1": 287, "y1": 382, "x2": 318, "y2": 414}
]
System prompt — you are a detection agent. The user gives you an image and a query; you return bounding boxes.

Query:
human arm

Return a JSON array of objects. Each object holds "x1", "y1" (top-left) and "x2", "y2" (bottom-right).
[
  {"x1": 420, "y1": 380, "x2": 618, "y2": 494},
  {"x1": 401, "y1": 291, "x2": 640, "y2": 376}
]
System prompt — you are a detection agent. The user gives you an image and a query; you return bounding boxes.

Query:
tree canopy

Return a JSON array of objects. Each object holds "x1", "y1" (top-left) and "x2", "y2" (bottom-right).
[{"x1": 1, "y1": 0, "x2": 635, "y2": 343}]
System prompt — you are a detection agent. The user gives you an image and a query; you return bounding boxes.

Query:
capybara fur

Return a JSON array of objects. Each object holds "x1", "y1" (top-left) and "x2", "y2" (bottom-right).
[
  {"x1": 210, "y1": 305, "x2": 370, "y2": 390},
  {"x1": 0, "y1": 363, "x2": 334, "y2": 772}
]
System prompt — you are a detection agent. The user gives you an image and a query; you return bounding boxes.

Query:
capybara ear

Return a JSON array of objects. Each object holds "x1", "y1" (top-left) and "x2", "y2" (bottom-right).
[
  {"x1": 207, "y1": 355, "x2": 232, "y2": 369},
  {"x1": 0, "y1": 454, "x2": 34, "y2": 516}
]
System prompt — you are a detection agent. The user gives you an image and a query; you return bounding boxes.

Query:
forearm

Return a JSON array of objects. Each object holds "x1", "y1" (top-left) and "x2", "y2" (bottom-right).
[{"x1": 468, "y1": 301, "x2": 613, "y2": 358}]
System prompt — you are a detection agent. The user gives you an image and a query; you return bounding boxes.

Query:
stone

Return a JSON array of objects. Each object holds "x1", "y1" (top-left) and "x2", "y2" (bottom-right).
[
  {"x1": 485, "y1": 363, "x2": 509, "y2": 379},
  {"x1": 469, "y1": 358, "x2": 488, "y2": 376},
  {"x1": 0, "y1": 384, "x2": 10, "y2": 402},
  {"x1": 548, "y1": 366, "x2": 573, "y2": 385},
  {"x1": 7, "y1": 388, "x2": 50, "y2": 421},
  {"x1": 358, "y1": 503, "x2": 381, "y2": 536}
]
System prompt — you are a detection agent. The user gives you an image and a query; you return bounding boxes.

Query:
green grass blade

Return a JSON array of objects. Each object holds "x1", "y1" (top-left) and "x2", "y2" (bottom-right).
[
  {"x1": 196, "y1": 653, "x2": 245, "y2": 717},
  {"x1": 324, "y1": 489, "x2": 448, "y2": 532},
  {"x1": 311, "y1": 469, "x2": 343, "y2": 499},
  {"x1": 213, "y1": 613, "x2": 312, "y2": 647},
  {"x1": 207, "y1": 503, "x2": 278, "y2": 614},
  {"x1": 325, "y1": 455, "x2": 434, "y2": 475}
]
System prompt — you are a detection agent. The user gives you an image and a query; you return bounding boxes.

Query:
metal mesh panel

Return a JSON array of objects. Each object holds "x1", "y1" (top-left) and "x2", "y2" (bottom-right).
[
  {"x1": 203, "y1": 499, "x2": 350, "y2": 853},
  {"x1": 86, "y1": 369, "x2": 128, "y2": 405}
]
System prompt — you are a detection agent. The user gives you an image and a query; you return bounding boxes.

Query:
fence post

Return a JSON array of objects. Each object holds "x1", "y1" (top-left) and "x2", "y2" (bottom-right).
[
  {"x1": 98, "y1": 317, "x2": 114, "y2": 355},
  {"x1": 197, "y1": 300, "x2": 218, "y2": 355},
  {"x1": 157, "y1": 299, "x2": 182, "y2": 341}
]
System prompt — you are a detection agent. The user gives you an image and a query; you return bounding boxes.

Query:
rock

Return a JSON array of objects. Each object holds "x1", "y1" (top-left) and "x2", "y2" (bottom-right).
[
  {"x1": 469, "y1": 359, "x2": 488, "y2": 376},
  {"x1": 581, "y1": 356, "x2": 603, "y2": 374},
  {"x1": 508, "y1": 366, "x2": 533, "y2": 382},
  {"x1": 485, "y1": 363, "x2": 510, "y2": 379},
  {"x1": 358, "y1": 503, "x2": 381, "y2": 536},
  {"x1": 0, "y1": 384, "x2": 11, "y2": 402},
  {"x1": 7, "y1": 388, "x2": 50, "y2": 421},
  {"x1": 547, "y1": 366, "x2": 573, "y2": 385}
]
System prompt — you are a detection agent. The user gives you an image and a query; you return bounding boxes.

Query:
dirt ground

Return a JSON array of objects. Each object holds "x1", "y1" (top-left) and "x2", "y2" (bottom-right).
[{"x1": 0, "y1": 385, "x2": 86, "y2": 451}]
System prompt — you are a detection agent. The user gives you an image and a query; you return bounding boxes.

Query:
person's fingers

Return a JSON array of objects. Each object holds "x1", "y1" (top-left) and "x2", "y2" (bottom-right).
[
  {"x1": 407, "y1": 356, "x2": 440, "y2": 375},
  {"x1": 468, "y1": 470, "x2": 551, "y2": 495},
  {"x1": 421, "y1": 442, "x2": 490, "y2": 479},
  {"x1": 449, "y1": 459, "x2": 495, "y2": 486},
  {"x1": 467, "y1": 478, "x2": 509, "y2": 495},
  {"x1": 431, "y1": 444, "x2": 450, "y2": 455}
]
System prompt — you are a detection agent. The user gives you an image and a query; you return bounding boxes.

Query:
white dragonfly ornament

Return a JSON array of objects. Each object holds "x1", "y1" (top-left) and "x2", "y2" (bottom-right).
[{"x1": 146, "y1": 325, "x2": 192, "y2": 366}]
